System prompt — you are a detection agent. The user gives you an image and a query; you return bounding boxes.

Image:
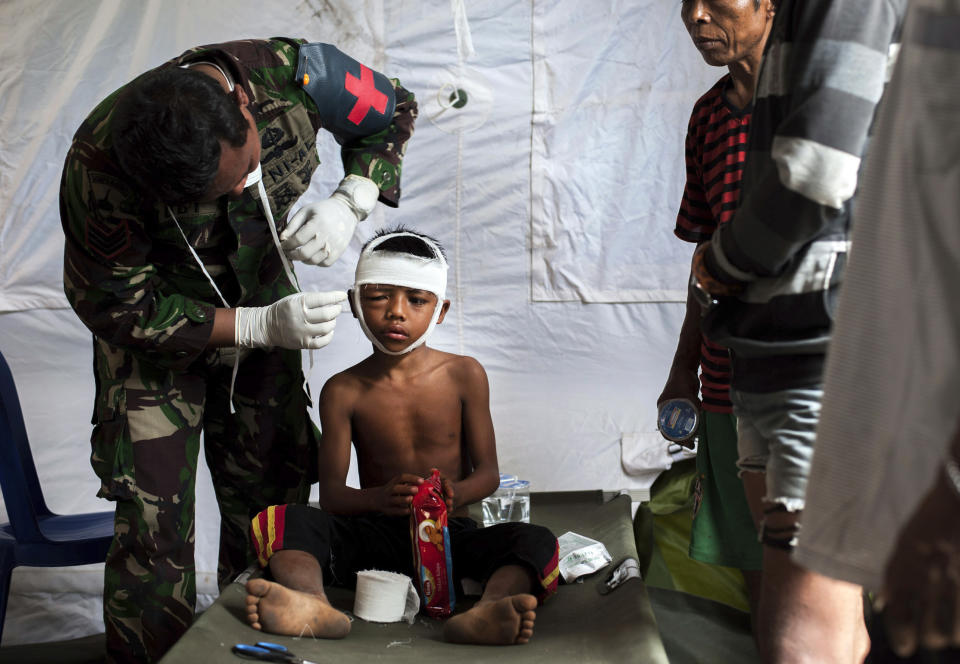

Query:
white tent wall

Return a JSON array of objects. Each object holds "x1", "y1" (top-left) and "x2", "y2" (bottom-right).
[{"x1": 0, "y1": 0, "x2": 716, "y2": 646}]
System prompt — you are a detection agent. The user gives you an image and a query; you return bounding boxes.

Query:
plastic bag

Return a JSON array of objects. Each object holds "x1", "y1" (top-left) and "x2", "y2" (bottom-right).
[{"x1": 410, "y1": 469, "x2": 455, "y2": 618}]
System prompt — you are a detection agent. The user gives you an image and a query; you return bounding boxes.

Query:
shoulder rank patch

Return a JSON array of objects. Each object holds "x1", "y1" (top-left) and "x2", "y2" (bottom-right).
[
  {"x1": 85, "y1": 216, "x2": 131, "y2": 260},
  {"x1": 83, "y1": 173, "x2": 134, "y2": 259}
]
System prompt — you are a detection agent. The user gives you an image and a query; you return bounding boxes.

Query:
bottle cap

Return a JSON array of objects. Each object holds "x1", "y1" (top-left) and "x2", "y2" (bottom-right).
[
  {"x1": 657, "y1": 398, "x2": 699, "y2": 442},
  {"x1": 498, "y1": 478, "x2": 529, "y2": 492}
]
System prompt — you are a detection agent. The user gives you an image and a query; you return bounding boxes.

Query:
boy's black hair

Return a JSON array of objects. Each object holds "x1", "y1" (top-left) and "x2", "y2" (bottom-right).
[
  {"x1": 111, "y1": 67, "x2": 250, "y2": 204},
  {"x1": 365, "y1": 225, "x2": 447, "y2": 261}
]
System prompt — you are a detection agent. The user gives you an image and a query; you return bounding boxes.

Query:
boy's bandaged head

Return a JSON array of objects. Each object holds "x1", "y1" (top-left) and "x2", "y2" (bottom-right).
[{"x1": 352, "y1": 231, "x2": 448, "y2": 355}]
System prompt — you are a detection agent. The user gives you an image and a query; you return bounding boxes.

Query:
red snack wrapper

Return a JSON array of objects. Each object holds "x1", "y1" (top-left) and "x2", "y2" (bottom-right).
[{"x1": 410, "y1": 469, "x2": 455, "y2": 618}]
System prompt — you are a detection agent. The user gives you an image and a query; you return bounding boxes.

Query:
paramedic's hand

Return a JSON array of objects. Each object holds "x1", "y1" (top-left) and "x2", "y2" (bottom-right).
[
  {"x1": 877, "y1": 466, "x2": 960, "y2": 656},
  {"x1": 234, "y1": 291, "x2": 346, "y2": 350},
  {"x1": 377, "y1": 474, "x2": 423, "y2": 516},
  {"x1": 280, "y1": 175, "x2": 380, "y2": 266}
]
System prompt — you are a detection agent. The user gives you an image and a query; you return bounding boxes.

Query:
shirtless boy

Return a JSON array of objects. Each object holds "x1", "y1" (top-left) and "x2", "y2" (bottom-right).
[{"x1": 245, "y1": 228, "x2": 559, "y2": 645}]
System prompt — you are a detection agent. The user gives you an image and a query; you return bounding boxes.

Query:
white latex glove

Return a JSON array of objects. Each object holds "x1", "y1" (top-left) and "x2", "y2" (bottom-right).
[
  {"x1": 280, "y1": 174, "x2": 380, "y2": 267},
  {"x1": 234, "y1": 291, "x2": 347, "y2": 350}
]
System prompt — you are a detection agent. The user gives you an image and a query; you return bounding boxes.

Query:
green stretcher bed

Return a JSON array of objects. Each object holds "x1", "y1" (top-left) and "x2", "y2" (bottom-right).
[{"x1": 159, "y1": 491, "x2": 669, "y2": 664}]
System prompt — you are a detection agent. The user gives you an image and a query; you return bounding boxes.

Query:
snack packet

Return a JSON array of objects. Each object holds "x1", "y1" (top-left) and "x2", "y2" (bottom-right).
[{"x1": 410, "y1": 468, "x2": 455, "y2": 618}]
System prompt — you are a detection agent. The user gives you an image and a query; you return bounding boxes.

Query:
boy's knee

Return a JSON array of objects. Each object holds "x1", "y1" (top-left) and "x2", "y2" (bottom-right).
[
  {"x1": 509, "y1": 523, "x2": 559, "y2": 587},
  {"x1": 526, "y1": 523, "x2": 556, "y2": 544},
  {"x1": 250, "y1": 503, "x2": 328, "y2": 567},
  {"x1": 502, "y1": 523, "x2": 556, "y2": 551},
  {"x1": 251, "y1": 504, "x2": 288, "y2": 566}
]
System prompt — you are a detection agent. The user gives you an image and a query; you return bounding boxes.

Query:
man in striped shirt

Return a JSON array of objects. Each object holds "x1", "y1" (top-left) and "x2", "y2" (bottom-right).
[
  {"x1": 659, "y1": 0, "x2": 774, "y2": 626},
  {"x1": 691, "y1": 1, "x2": 908, "y2": 661}
]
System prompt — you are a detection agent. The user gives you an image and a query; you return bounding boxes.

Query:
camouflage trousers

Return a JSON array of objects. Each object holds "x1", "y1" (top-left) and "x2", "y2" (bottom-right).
[{"x1": 89, "y1": 339, "x2": 318, "y2": 664}]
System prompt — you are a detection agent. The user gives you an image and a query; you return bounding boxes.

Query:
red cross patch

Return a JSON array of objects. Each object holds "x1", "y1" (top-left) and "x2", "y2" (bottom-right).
[{"x1": 344, "y1": 65, "x2": 388, "y2": 125}]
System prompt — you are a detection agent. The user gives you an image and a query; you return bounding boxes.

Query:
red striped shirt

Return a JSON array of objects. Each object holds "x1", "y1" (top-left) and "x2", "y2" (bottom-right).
[{"x1": 675, "y1": 75, "x2": 751, "y2": 413}]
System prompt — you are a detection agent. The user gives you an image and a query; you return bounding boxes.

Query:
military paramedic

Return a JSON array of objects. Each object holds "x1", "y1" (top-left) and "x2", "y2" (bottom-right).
[{"x1": 59, "y1": 38, "x2": 416, "y2": 664}]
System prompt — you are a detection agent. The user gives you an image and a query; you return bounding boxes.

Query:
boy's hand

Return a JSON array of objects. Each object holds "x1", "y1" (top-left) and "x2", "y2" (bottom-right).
[
  {"x1": 440, "y1": 476, "x2": 456, "y2": 513},
  {"x1": 377, "y1": 473, "x2": 423, "y2": 516}
]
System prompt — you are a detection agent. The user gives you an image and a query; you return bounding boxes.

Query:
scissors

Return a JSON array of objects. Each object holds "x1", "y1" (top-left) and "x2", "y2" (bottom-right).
[{"x1": 232, "y1": 641, "x2": 319, "y2": 664}]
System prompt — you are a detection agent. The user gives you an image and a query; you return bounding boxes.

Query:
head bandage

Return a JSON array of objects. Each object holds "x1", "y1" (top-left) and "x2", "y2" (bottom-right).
[{"x1": 352, "y1": 232, "x2": 448, "y2": 355}]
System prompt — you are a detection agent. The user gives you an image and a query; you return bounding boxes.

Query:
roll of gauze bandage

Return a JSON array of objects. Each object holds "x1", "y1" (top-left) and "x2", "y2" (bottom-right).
[{"x1": 353, "y1": 570, "x2": 420, "y2": 624}]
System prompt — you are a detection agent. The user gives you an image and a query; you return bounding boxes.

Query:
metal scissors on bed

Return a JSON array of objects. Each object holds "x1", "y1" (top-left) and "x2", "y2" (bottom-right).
[{"x1": 232, "y1": 641, "x2": 319, "y2": 664}]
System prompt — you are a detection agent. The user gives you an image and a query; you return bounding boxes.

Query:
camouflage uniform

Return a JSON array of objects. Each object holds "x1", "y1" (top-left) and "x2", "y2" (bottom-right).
[{"x1": 59, "y1": 38, "x2": 416, "y2": 664}]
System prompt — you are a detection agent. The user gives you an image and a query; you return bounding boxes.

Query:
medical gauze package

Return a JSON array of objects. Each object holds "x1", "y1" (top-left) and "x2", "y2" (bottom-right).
[{"x1": 410, "y1": 469, "x2": 455, "y2": 618}]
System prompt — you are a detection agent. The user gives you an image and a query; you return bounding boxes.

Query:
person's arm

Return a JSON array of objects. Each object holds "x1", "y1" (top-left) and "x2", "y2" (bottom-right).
[
  {"x1": 315, "y1": 375, "x2": 421, "y2": 515},
  {"x1": 699, "y1": 0, "x2": 903, "y2": 290},
  {"x1": 657, "y1": 89, "x2": 727, "y2": 409},
  {"x1": 879, "y1": 428, "x2": 960, "y2": 656},
  {"x1": 63, "y1": 163, "x2": 346, "y2": 364},
  {"x1": 278, "y1": 49, "x2": 418, "y2": 266},
  {"x1": 206, "y1": 292, "x2": 347, "y2": 350},
  {"x1": 338, "y1": 77, "x2": 417, "y2": 208},
  {"x1": 661, "y1": 96, "x2": 712, "y2": 413},
  {"x1": 60, "y1": 147, "x2": 216, "y2": 371},
  {"x1": 442, "y1": 357, "x2": 500, "y2": 512},
  {"x1": 658, "y1": 253, "x2": 705, "y2": 412},
  {"x1": 208, "y1": 308, "x2": 236, "y2": 347}
]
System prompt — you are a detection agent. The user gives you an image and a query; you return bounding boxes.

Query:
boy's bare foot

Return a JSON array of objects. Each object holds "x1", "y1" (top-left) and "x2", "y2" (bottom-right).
[
  {"x1": 443, "y1": 594, "x2": 538, "y2": 645},
  {"x1": 245, "y1": 578, "x2": 351, "y2": 639}
]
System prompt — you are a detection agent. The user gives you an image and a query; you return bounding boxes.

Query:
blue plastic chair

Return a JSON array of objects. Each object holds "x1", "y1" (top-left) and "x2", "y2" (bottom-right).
[{"x1": 0, "y1": 349, "x2": 114, "y2": 643}]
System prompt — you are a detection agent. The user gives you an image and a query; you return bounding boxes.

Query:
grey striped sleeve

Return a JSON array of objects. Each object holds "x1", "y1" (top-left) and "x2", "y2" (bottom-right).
[{"x1": 713, "y1": 0, "x2": 907, "y2": 280}]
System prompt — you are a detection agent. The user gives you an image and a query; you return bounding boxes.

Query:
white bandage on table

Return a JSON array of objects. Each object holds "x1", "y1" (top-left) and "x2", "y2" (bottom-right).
[{"x1": 352, "y1": 570, "x2": 420, "y2": 624}]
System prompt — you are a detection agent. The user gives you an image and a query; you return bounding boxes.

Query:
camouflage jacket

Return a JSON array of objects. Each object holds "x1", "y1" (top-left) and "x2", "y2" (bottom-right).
[{"x1": 60, "y1": 38, "x2": 416, "y2": 372}]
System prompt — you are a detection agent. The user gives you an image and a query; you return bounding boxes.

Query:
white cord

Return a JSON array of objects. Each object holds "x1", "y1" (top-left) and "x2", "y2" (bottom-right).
[
  {"x1": 450, "y1": 0, "x2": 476, "y2": 61},
  {"x1": 169, "y1": 178, "x2": 313, "y2": 414},
  {"x1": 257, "y1": 179, "x2": 300, "y2": 292},
  {"x1": 168, "y1": 206, "x2": 242, "y2": 413},
  {"x1": 257, "y1": 180, "x2": 315, "y2": 397}
]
